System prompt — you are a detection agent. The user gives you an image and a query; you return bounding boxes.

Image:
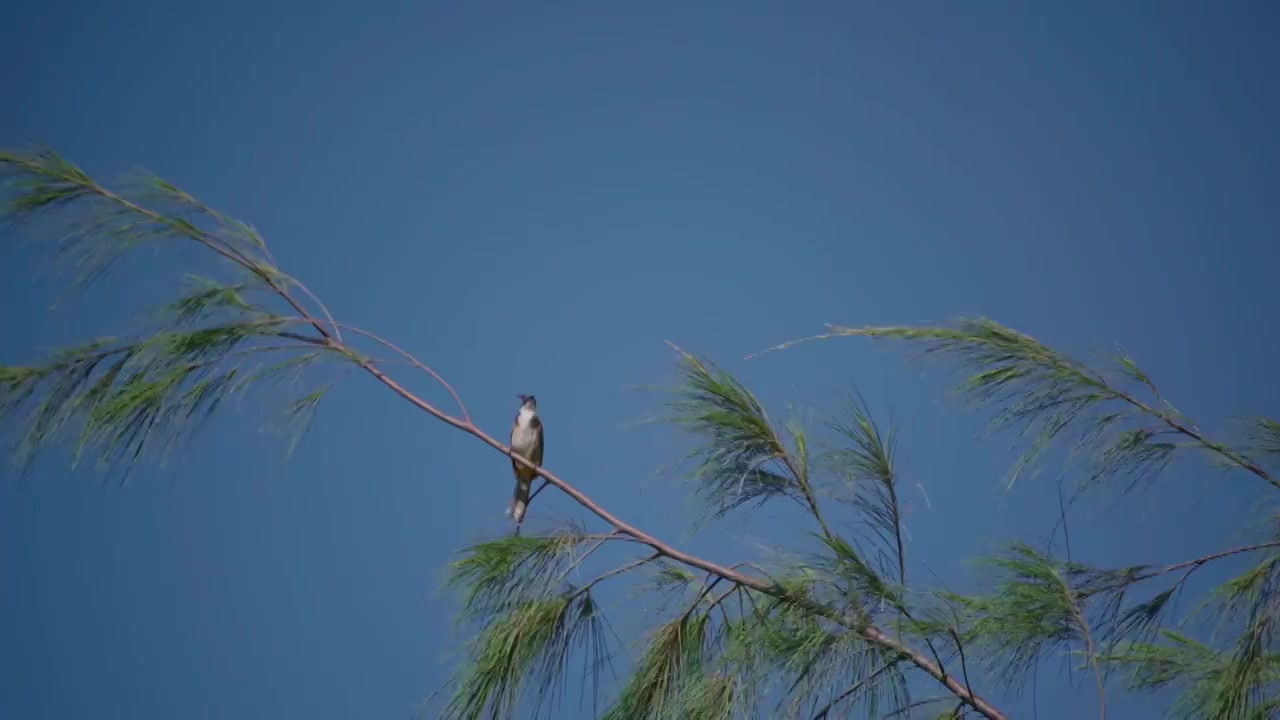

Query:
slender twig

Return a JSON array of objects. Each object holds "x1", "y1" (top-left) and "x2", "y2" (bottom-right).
[
  {"x1": 951, "y1": 624, "x2": 975, "y2": 707},
  {"x1": 779, "y1": 444, "x2": 835, "y2": 542},
  {"x1": 568, "y1": 553, "x2": 661, "y2": 600},
  {"x1": 1135, "y1": 539, "x2": 1280, "y2": 582},
  {"x1": 1056, "y1": 571, "x2": 1105, "y2": 720},
  {"x1": 881, "y1": 696, "x2": 951, "y2": 719},
  {"x1": 1104, "y1": 379, "x2": 1280, "y2": 492},
  {"x1": 283, "y1": 275, "x2": 342, "y2": 342},
  {"x1": 1076, "y1": 539, "x2": 1280, "y2": 600},
  {"x1": 335, "y1": 323, "x2": 470, "y2": 422},
  {"x1": 812, "y1": 659, "x2": 900, "y2": 719},
  {"x1": 556, "y1": 532, "x2": 616, "y2": 584},
  {"x1": 883, "y1": 466, "x2": 950, "y2": 682},
  {"x1": 681, "y1": 576, "x2": 727, "y2": 621}
]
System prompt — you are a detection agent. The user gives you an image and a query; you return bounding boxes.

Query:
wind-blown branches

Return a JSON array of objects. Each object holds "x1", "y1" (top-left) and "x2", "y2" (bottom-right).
[
  {"x1": 2, "y1": 148, "x2": 1011, "y2": 720},
  {"x1": 599, "y1": 568, "x2": 910, "y2": 720},
  {"x1": 947, "y1": 542, "x2": 1280, "y2": 719},
  {"x1": 1104, "y1": 632, "x2": 1280, "y2": 720},
  {"x1": 0, "y1": 313, "x2": 330, "y2": 479},
  {"x1": 664, "y1": 345, "x2": 831, "y2": 538},
  {"x1": 943, "y1": 543, "x2": 1114, "y2": 718},
  {"x1": 752, "y1": 317, "x2": 1280, "y2": 716},
  {"x1": 1244, "y1": 417, "x2": 1280, "y2": 467},
  {"x1": 752, "y1": 318, "x2": 1280, "y2": 494}
]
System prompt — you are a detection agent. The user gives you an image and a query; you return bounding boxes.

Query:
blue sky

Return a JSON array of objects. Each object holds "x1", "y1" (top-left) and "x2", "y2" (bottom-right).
[{"x1": 2, "y1": 2, "x2": 1278, "y2": 718}]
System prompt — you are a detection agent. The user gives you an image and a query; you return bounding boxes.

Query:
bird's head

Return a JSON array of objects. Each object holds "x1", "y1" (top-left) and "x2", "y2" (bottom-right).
[{"x1": 517, "y1": 394, "x2": 537, "y2": 411}]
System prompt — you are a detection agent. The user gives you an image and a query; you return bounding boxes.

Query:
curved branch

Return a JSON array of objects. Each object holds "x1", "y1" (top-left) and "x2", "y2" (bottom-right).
[
  {"x1": 349, "y1": 357, "x2": 1008, "y2": 719},
  {"x1": 335, "y1": 322, "x2": 470, "y2": 423}
]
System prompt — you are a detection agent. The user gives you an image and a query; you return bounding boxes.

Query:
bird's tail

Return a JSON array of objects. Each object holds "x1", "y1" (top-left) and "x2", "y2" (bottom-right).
[{"x1": 508, "y1": 476, "x2": 532, "y2": 525}]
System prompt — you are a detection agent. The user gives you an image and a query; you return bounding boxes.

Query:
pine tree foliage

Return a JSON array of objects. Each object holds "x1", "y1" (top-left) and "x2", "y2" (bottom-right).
[{"x1": 4, "y1": 147, "x2": 1280, "y2": 718}]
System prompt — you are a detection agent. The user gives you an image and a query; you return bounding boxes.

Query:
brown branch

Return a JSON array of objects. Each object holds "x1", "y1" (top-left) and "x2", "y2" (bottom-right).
[
  {"x1": 1073, "y1": 538, "x2": 1280, "y2": 600},
  {"x1": 556, "y1": 531, "x2": 617, "y2": 584},
  {"x1": 1135, "y1": 539, "x2": 1280, "y2": 582},
  {"x1": 283, "y1": 275, "x2": 343, "y2": 342},
  {"x1": 1056, "y1": 571, "x2": 1106, "y2": 720},
  {"x1": 335, "y1": 323, "x2": 470, "y2": 423},
  {"x1": 348, "y1": 357, "x2": 1008, "y2": 719},
  {"x1": 568, "y1": 552, "x2": 661, "y2": 600},
  {"x1": 1103, "y1": 377, "x2": 1280, "y2": 493}
]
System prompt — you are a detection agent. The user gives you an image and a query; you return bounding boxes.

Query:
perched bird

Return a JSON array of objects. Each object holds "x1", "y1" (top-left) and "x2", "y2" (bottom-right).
[{"x1": 507, "y1": 394, "x2": 544, "y2": 529}]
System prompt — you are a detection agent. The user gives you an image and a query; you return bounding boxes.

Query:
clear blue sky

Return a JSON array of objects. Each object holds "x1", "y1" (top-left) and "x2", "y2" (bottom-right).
[{"x1": 2, "y1": 2, "x2": 1278, "y2": 718}]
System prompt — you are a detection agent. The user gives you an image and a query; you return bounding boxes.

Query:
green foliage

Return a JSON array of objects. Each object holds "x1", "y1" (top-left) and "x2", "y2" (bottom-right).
[
  {"x1": 604, "y1": 612, "x2": 713, "y2": 719},
  {"x1": 447, "y1": 527, "x2": 597, "y2": 623},
  {"x1": 945, "y1": 544, "x2": 1091, "y2": 686},
  {"x1": 0, "y1": 318, "x2": 328, "y2": 479},
  {"x1": 825, "y1": 392, "x2": 908, "y2": 588},
  {"x1": 1107, "y1": 631, "x2": 1280, "y2": 719},
  {"x1": 444, "y1": 595, "x2": 611, "y2": 720},
  {"x1": 0, "y1": 149, "x2": 347, "y2": 479},
  {"x1": 807, "y1": 319, "x2": 1263, "y2": 493},
  {"x1": 664, "y1": 349, "x2": 804, "y2": 518},
  {"x1": 1245, "y1": 417, "x2": 1280, "y2": 459}
]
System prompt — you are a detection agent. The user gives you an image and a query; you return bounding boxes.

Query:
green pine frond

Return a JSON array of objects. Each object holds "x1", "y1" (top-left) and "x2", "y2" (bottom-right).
[
  {"x1": 0, "y1": 148, "x2": 353, "y2": 478},
  {"x1": 767, "y1": 319, "x2": 1194, "y2": 492},
  {"x1": 443, "y1": 594, "x2": 611, "y2": 720},
  {"x1": 651, "y1": 563, "x2": 700, "y2": 591},
  {"x1": 603, "y1": 612, "x2": 713, "y2": 720},
  {"x1": 1104, "y1": 586, "x2": 1178, "y2": 648},
  {"x1": 1211, "y1": 555, "x2": 1280, "y2": 628},
  {"x1": 1244, "y1": 417, "x2": 1280, "y2": 458},
  {"x1": 0, "y1": 319, "x2": 327, "y2": 479},
  {"x1": 824, "y1": 392, "x2": 907, "y2": 584},
  {"x1": 164, "y1": 275, "x2": 254, "y2": 325},
  {"x1": 813, "y1": 532, "x2": 899, "y2": 616},
  {"x1": 775, "y1": 625, "x2": 905, "y2": 719},
  {"x1": 447, "y1": 526, "x2": 593, "y2": 624},
  {"x1": 1106, "y1": 631, "x2": 1280, "y2": 720},
  {"x1": 664, "y1": 348, "x2": 803, "y2": 518},
  {"x1": 946, "y1": 543, "x2": 1086, "y2": 687},
  {"x1": 2, "y1": 149, "x2": 274, "y2": 291},
  {"x1": 675, "y1": 672, "x2": 739, "y2": 720}
]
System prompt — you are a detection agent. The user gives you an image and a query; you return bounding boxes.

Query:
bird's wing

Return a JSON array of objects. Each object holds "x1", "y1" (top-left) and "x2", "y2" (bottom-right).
[{"x1": 531, "y1": 416, "x2": 544, "y2": 465}]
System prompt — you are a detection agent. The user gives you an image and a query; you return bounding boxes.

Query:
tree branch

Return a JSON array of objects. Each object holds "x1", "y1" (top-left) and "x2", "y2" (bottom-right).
[{"x1": 348, "y1": 357, "x2": 1008, "y2": 719}]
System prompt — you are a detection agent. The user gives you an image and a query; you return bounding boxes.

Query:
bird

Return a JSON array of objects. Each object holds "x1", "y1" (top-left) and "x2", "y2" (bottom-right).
[{"x1": 507, "y1": 394, "x2": 544, "y2": 530}]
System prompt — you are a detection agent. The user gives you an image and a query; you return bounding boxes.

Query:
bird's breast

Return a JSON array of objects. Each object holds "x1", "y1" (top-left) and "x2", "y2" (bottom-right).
[{"x1": 511, "y1": 419, "x2": 541, "y2": 454}]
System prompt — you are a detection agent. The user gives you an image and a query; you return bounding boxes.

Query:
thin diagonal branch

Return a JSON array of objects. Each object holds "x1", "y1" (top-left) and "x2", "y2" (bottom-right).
[
  {"x1": 340, "y1": 358, "x2": 1009, "y2": 719},
  {"x1": 335, "y1": 322, "x2": 470, "y2": 423},
  {"x1": 812, "y1": 659, "x2": 900, "y2": 719},
  {"x1": 568, "y1": 553, "x2": 661, "y2": 600}
]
